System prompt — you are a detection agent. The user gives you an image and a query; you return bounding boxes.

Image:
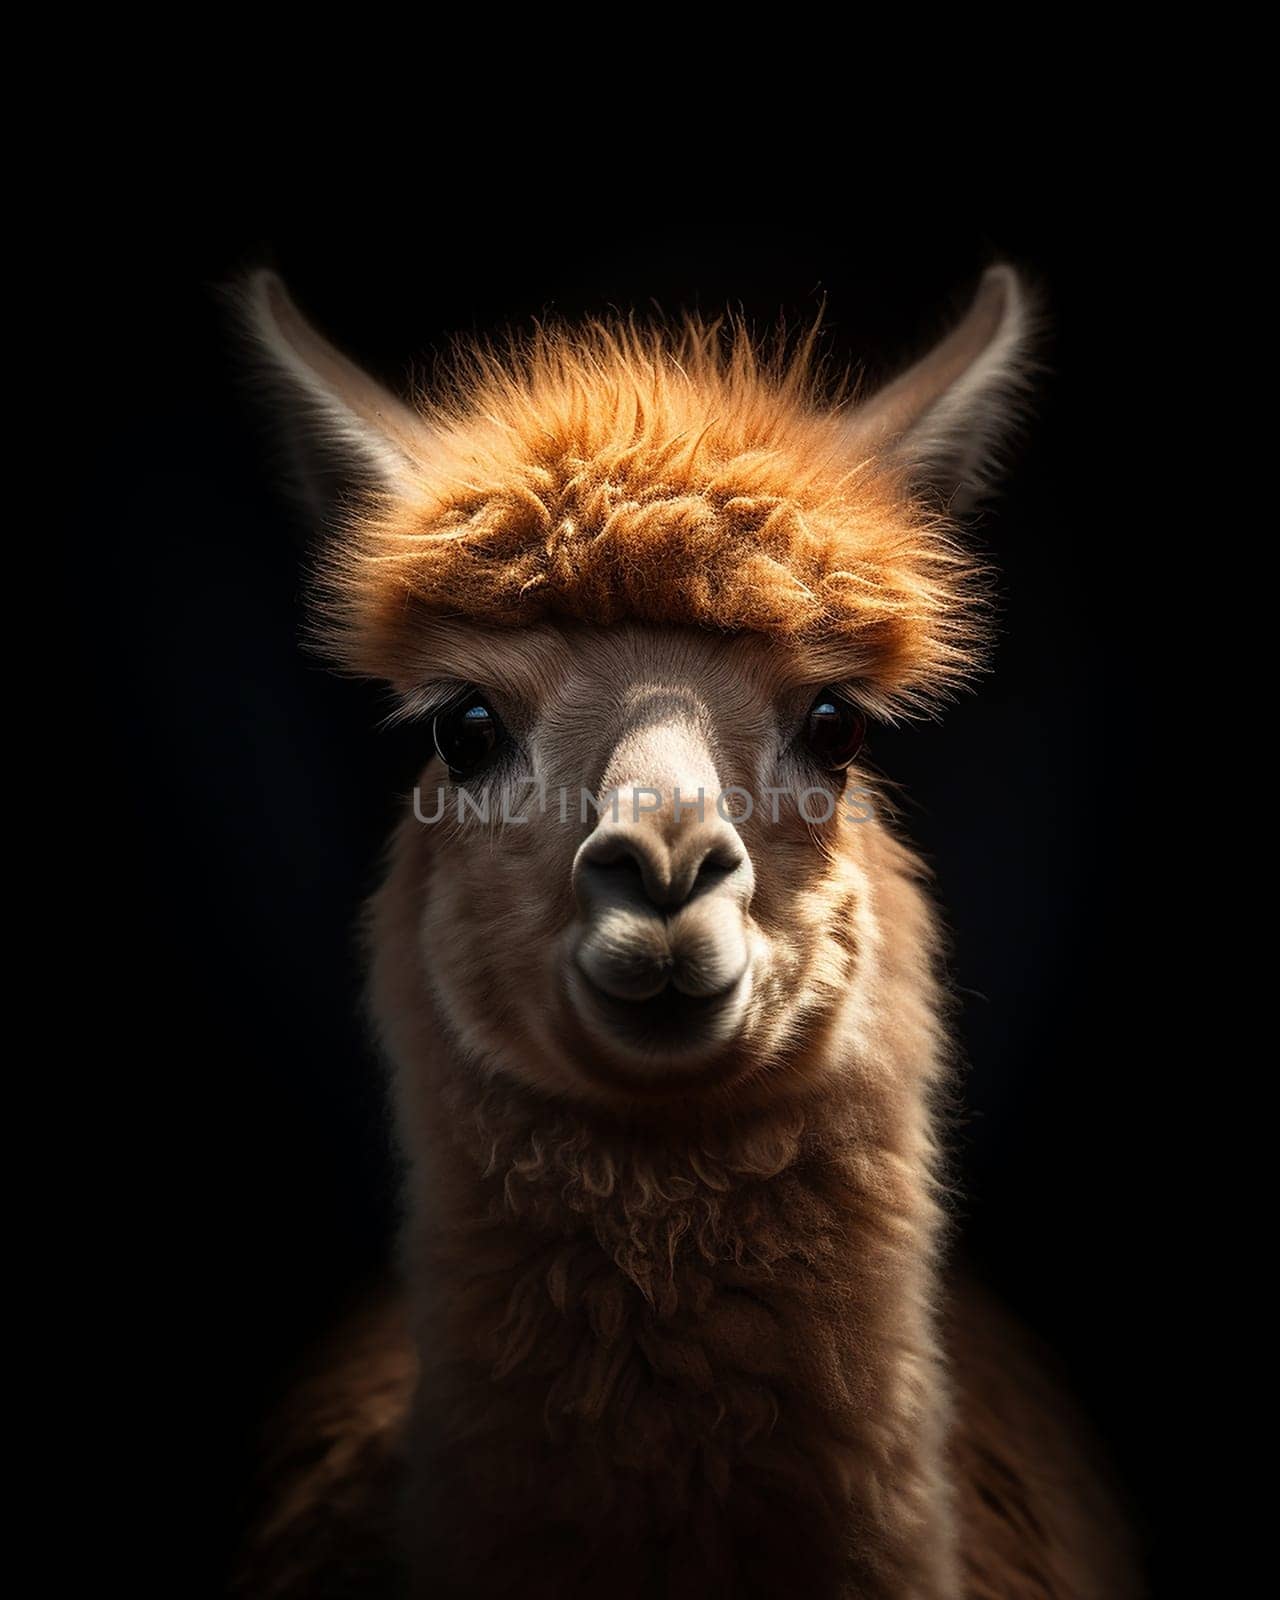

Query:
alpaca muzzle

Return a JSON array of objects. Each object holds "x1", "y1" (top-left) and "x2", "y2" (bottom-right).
[{"x1": 568, "y1": 784, "x2": 754, "y2": 1058}]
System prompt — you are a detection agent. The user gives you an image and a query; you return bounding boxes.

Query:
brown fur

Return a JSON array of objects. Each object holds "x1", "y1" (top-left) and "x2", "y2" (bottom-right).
[
  {"x1": 239, "y1": 1284, "x2": 1136, "y2": 1600},
  {"x1": 315, "y1": 319, "x2": 987, "y2": 718},
  {"x1": 235, "y1": 268, "x2": 1141, "y2": 1598},
  {"x1": 373, "y1": 808, "x2": 957, "y2": 1598}
]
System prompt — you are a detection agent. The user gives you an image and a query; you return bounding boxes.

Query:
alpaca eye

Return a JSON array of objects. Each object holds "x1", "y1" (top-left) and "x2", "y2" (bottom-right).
[
  {"x1": 433, "y1": 693, "x2": 505, "y2": 778},
  {"x1": 802, "y1": 689, "x2": 866, "y2": 771}
]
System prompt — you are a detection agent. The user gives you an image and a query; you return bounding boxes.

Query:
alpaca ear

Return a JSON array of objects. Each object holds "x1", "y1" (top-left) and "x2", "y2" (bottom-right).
[
  {"x1": 237, "y1": 270, "x2": 428, "y2": 512},
  {"x1": 843, "y1": 264, "x2": 1038, "y2": 513}
]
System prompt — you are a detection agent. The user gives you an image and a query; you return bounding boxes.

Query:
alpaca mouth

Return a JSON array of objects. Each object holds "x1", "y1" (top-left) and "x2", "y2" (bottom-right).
[{"x1": 568, "y1": 964, "x2": 750, "y2": 1061}]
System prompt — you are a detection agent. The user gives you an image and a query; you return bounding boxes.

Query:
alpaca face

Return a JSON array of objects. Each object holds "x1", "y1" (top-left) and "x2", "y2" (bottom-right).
[
  {"x1": 396, "y1": 621, "x2": 878, "y2": 1101},
  {"x1": 241, "y1": 264, "x2": 1036, "y2": 1105}
]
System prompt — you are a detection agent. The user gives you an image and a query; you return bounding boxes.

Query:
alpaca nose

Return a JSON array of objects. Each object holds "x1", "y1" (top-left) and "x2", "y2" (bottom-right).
[{"x1": 574, "y1": 790, "x2": 749, "y2": 914}]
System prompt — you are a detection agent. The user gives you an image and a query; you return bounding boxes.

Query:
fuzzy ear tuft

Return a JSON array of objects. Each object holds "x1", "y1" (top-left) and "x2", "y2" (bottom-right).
[
  {"x1": 843, "y1": 265, "x2": 1040, "y2": 513},
  {"x1": 235, "y1": 270, "x2": 429, "y2": 514}
]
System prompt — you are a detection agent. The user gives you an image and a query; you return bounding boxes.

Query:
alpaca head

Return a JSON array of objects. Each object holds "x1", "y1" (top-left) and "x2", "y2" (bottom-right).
[{"x1": 245, "y1": 269, "x2": 1036, "y2": 1108}]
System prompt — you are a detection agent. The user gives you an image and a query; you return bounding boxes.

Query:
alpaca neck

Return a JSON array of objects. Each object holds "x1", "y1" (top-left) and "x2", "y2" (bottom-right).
[{"x1": 401, "y1": 1056, "x2": 959, "y2": 1599}]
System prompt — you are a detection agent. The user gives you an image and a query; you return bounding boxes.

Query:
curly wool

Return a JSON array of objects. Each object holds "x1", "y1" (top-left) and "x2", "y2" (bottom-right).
[
  {"x1": 451, "y1": 1079, "x2": 840, "y2": 1322},
  {"x1": 315, "y1": 317, "x2": 989, "y2": 713}
]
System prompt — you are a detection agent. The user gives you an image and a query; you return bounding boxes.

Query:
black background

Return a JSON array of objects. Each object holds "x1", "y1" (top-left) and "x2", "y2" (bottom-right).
[{"x1": 82, "y1": 170, "x2": 1166, "y2": 1595}]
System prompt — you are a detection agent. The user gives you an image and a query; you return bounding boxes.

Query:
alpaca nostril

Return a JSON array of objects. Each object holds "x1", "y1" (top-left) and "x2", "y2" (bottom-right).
[
  {"x1": 688, "y1": 847, "x2": 742, "y2": 900},
  {"x1": 666, "y1": 835, "x2": 748, "y2": 909},
  {"x1": 575, "y1": 831, "x2": 669, "y2": 908},
  {"x1": 596, "y1": 850, "x2": 648, "y2": 888},
  {"x1": 574, "y1": 842, "x2": 662, "y2": 913}
]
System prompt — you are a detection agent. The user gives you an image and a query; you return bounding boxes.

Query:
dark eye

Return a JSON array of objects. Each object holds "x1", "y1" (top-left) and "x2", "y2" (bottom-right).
[
  {"x1": 432, "y1": 692, "x2": 506, "y2": 778},
  {"x1": 802, "y1": 688, "x2": 866, "y2": 771}
]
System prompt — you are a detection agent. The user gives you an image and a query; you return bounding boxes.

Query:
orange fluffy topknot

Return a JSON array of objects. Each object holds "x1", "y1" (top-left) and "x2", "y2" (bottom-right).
[{"x1": 314, "y1": 315, "x2": 989, "y2": 714}]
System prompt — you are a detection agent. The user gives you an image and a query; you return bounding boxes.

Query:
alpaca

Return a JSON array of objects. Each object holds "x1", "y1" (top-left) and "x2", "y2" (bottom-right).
[{"x1": 236, "y1": 267, "x2": 1139, "y2": 1599}]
